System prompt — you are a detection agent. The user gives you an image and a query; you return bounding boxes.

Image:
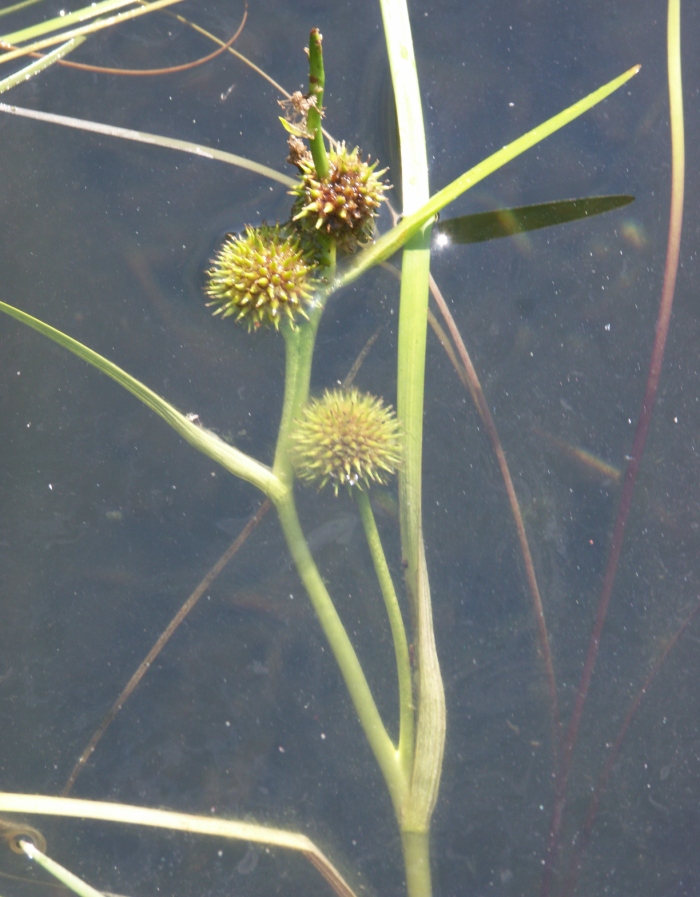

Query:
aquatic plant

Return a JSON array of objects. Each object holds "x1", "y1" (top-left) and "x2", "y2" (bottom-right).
[
  {"x1": 290, "y1": 388, "x2": 402, "y2": 494},
  {"x1": 205, "y1": 223, "x2": 318, "y2": 330},
  {"x1": 0, "y1": 2, "x2": 693, "y2": 897}
]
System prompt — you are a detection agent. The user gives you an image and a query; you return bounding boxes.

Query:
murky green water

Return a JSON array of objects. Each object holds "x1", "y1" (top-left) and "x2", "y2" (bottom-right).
[{"x1": 1, "y1": 1, "x2": 699, "y2": 896}]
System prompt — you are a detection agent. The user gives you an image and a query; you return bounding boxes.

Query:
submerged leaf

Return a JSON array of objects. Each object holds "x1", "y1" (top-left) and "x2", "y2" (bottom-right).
[{"x1": 435, "y1": 195, "x2": 634, "y2": 245}]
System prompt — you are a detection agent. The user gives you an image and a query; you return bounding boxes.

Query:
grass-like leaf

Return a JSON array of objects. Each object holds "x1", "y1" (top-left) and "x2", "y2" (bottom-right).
[
  {"x1": 338, "y1": 64, "x2": 640, "y2": 288},
  {"x1": 0, "y1": 793, "x2": 359, "y2": 897},
  {"x1": 0, "y1": 300, "x2": 283, "y2": 499},
  {"x1": 0, "y1": 0, "x2": 140, "y2": 45},
  {"x1": 0, "y1": 0, "x2": 185, "y2": 65},
  {"x1": 0, "y1": 0, "x2": 46, "y2": 21},
  {"x1": 0, "y1": 35, "x2": 83, "y2": 93},
  {"x1": 0, "y1": 103, "x2": 296, "y2": 186},
  {"x1": 435, "y1": 194, "x2": 634, "y2": 245}
]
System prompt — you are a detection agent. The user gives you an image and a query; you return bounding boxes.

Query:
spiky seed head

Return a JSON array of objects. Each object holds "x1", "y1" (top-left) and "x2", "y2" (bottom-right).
[
  {"x1": 290, "y1": 388, "x2": 402, "y2": 495},
  {"x1": 291, "y1": 143, "x2": 389, "y2": 252},
  {"x1": 205, "y1": 224, "x2": 318, "y2": 331}
]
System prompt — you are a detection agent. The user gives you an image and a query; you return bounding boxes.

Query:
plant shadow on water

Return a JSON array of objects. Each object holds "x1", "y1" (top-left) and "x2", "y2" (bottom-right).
[{"x1": 0, "y1": 1, "x2": 699, "y2": 897}]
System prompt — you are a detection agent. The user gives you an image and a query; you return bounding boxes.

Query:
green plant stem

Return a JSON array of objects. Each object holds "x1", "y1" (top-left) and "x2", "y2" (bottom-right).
[
  {"x1": 401, "y1": 831, "x2": 432, "y2": 897},
  {"x1": 380, "y1": 1, "x2": 445, "y2": 871},
  {"x1": 355, "y1": 490, "x2": 414, "y2": 778},
  {"x1": 273, "y1": 493, "x2": 407, "y2": 816},
  {"x1": 273, "y1": 317, "x2": 322, "y2": 486},
  {"x1": 307, "y1": 27, "x2": 329, "y2": 179},
  {"x1": 270, "y1": 283, "x2": 407, "y2": 819},
  {"x1": 20, "y1": 841, "x2": 105, "y2": 897},
  {"x1": 273, "y1": 263, "x2": 335, "y2": 484},
  {"x1": 380, "y1": 8, "x2": 444, "y2": 897}
]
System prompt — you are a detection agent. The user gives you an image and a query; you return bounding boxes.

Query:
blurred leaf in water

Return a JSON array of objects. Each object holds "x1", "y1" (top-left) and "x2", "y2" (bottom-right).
[{"x1": 435, "y1": 194, "x2": 634, "y2": 246}]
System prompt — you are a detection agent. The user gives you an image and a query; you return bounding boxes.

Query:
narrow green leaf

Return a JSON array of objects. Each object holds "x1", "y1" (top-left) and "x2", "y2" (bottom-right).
[
  {"x1": 337, "y1": 64, "x2": 640, "y2": 288},
  {"x1": 0, "y1": 104, "x2": 296, "y2": 186},
  {"x1": 0, "y1": 35, "x2": 83, "y2": 94},
  {"x1": 0, "y1": 0, "x2": 137, "y2": 45},
  {"x1": 279, "y1": 115, "x2": 307, "y2": 138},
  {"x1": 0, "y1": 0, "x2": 46, "y2": 20},
  {"x1": 0, "y1": 301, "x2": 283, "y2": 499},
  {"x1": 436, "y1": 194, "x2": 634, "y2": 245},
  {"x1": 0, "y1": 0, "x2": 184, "y2": 65}
]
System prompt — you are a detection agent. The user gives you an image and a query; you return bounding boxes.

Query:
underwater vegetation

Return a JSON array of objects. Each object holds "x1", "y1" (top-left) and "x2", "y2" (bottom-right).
[{"x1": 0, "y1": 2, "x2": 698, "y2": 897}]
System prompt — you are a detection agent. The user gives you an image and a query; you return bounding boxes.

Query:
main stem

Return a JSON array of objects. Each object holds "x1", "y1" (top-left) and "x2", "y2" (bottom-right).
[
  {"x1": 272, "y1": 311, "x2": 408, "y2": 819},
  {"x1": 274, "y1": 493, "x2": 407, "y2": 815},
  {"x1": 380, "y1": 2, "x2": 445, "y2": 896}
]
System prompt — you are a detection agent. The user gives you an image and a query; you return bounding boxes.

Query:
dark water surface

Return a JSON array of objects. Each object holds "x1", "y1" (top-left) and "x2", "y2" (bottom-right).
[{"x1": 1, "y1": 1, "x2": 700, "y2": 897}]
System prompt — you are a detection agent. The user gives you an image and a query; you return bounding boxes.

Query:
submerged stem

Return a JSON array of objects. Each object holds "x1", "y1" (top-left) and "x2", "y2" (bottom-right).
[
  {"x1": 401, "y1": 830, "x2": 433, "y2": 897},
  {"x1": 271, "y1": 286, "x2": 407, "y2": 818},
  {"x1": 274, "y1": 493, "x2": 407, "y2": 815},
  {"x1": 381, "y1": 0, "x2": 445, "y2": 871},
  {"x1": 355, "y1": 489, "x2": 414, "y2": 778}
]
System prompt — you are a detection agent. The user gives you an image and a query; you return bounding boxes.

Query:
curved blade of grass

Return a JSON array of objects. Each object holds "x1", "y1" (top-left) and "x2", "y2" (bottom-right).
[
  {"x1": 20, "y1": 842, "x2": 105, "y2": 897},
  {"x1": 0, "y1": 0, "x2": 46, "y2": 19},
  {"x1": 0, "y1": 103, "x2": 295, "y2": 186},
  {"x1": 0, "y1": 301, "x2": 283, "y2": 499},
  {"x1": 436, "y1": 194, "x2": 634, "y2": 245},
  {"x1": 0, "y1": 0, "x2": 185, "y2": 66},
  {"x1": 379, "y1": 14, "x2": 443, "y2": 897},
  {"x1": 0, "y1": 35, "x2": 83, "y2": 93},
  {"x1": 0, "y1": 0, "x2": 142, "y2": 45},
  {"x1": 337, "y1": 64, "x2": 640, "y2": 289},
  {"x1": 0, "y1": 793, "x2": 359, "y2": 897}
]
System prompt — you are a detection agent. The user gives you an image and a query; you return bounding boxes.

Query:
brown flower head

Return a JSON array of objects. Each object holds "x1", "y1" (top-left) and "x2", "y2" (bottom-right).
[{"x1": 291, "y1": 143, "x2": 389, "y2": 252}]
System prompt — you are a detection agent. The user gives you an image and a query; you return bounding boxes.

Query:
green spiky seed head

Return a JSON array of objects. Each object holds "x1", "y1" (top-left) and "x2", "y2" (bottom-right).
[
  {"x1": 291, "y1": 143, "x2": 389, "y2": 251},
  {"x1": 290, "y1": 388, "x2": 402, "y2": 494},
  {"x1": 205, "y1": 224, "x2": 317, "y2": 330}
]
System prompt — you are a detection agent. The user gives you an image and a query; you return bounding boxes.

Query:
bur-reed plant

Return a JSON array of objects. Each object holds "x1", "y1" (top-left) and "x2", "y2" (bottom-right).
[{"x1": 0, "y1": 1, "x2": 693, "y2": 897}]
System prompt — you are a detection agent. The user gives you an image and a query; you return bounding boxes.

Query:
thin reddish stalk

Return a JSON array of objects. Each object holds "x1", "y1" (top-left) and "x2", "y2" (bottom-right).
[
  {"x1": 541, "y1": 1, "x2": 685, "y2": 891},
  {"x1": 427, "y1": 274, "x2": 561, "y2": 753},
  {"x1": 562, "y1": 599, "x2": 700, "y2": 897},
  {"x1": 380, "y1": 248, "x2": 561, "y2": 755},
  {"x1": 60, "y1": 9, "x2": 246, "y2": 75},
  {"x1": 1, "y1": 6, "x2": 246, "y2": 77},
  {"x1": 62, "y1": 498, "x2": 271, "y2": 795}
]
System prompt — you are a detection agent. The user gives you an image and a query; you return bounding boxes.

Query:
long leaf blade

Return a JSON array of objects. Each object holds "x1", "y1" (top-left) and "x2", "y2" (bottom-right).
[
  {"x1": 0, "y1": 0, "x2": 137, "y2": 45},
  {"x1": 0, "y1": 301, "x2": 281, "y2": 497},
  {"x1": 338, "y1": 64, "x2": 640, "y2": 288},
  {"x1": 0, "y1": 103, "x2": 296, "y2": 186},
  {"x1": 0, "y1": 0, "x2": 184, "y2": 65},
  {"x1": 436, "y1": 194, "x2": 634, "y2": 245},
  {"x1": 0, "y1": 35, "x2": 83, "y2": 93}
]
